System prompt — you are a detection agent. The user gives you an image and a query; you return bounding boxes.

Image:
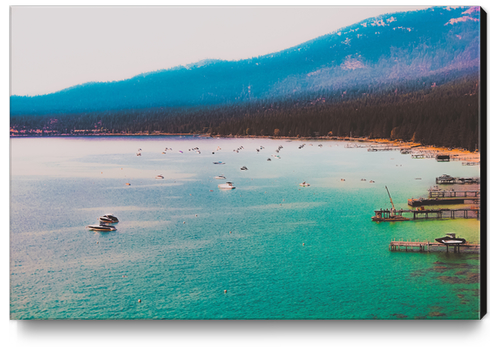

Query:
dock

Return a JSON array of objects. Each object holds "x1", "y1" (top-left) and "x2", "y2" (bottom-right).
[
  {"x1": 428, "y1": 189, "x2": 479, "y2": 198},
  {"x1": 389, "y1": 239, "x2": 480, "y2": 253},
  {"x1": 373, "y1": 208, "x2": 480, "y2": 220},
  {"x1": 435, "y1": 175, "x2": 480, "y2": 185},
  {"x1": 407, "y1": 197, "x2": 479, "y2": 206},
  {"x1": 407, "y1": 188, "x2": 480, "y2": 207}
]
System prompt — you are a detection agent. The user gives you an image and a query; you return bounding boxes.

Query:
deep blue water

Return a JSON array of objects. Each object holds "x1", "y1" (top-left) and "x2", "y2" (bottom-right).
[{"x1": 10, "y1": 136, "x2": 480, "y2": 319}]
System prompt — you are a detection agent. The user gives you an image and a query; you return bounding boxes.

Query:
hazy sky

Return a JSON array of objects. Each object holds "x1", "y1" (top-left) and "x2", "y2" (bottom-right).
[{"x1": 10, "y1": 5, "x2": 434, "y2": 96}]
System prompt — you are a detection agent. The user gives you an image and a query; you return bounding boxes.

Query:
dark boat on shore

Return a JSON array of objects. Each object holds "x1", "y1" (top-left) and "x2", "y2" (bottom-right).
[{"x1": 435, "y1": 233, "x2": 466, "y2": 244}]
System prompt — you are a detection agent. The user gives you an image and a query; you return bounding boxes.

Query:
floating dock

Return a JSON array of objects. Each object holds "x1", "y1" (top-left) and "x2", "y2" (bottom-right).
[
  {"x1": 389, "y1": 239, "x2": 480, "y2": 253},
  {"x1": 373, "y1": 208, "x2": 480, "y2": 221}
]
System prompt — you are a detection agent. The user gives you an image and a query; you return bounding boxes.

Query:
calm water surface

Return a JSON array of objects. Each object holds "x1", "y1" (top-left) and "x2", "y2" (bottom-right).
[{"x1": 10, "y1": 136, "x2": 480, "y2": 319}]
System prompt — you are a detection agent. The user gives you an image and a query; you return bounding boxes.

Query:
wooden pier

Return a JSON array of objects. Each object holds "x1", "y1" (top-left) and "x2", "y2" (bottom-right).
[
  {"x1": 373, "y1": 208, "x2": 480, "y2": 221},
  {"x1": 407, "y1": 197, "x2": 479, "y2": 207},
  {"x1": 407, "y1": 188, "x2": 480, "y2": 207},
  {"x1": 428, "y1": 189, "x2": 479, "y2": 198},
  {"x1": 435, "y1": 176, "x2": 480, "y2": 185},
  {"x1": 389, "y1": 239, "x2": 480, "y2": 253}
]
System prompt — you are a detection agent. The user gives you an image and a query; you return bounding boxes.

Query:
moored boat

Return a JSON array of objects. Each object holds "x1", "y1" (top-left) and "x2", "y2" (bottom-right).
[
  {"x1": 87, "y1": 224, "x2": 117, "y2": 231},
  {"x1": 435, "y1": 233, "x2": 466, "y2": 244},
  {"x1": 218, "y1": 182, "x2": 236, "y2": 189},
  {"x1": 99, "y1": 214, "x2": 119, "y2": 223}
]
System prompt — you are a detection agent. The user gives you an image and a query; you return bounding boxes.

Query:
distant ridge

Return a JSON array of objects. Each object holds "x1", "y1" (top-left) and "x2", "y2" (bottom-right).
[
  {"x1": 10, "y1": 6, "x2": 482, "y2": 151},
  {"x1": 10, "y1": 6, "x2": 480, "y2": 115}
]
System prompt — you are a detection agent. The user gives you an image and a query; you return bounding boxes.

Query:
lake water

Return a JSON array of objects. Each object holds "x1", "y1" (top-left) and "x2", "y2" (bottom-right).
[{"x1": 10, "y1": 136, "x2": 481, "y2": 319}]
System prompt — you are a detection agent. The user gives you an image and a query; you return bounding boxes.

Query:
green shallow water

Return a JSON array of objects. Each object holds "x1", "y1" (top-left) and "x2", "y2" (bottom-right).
[{"x1": 10, "y1": 136, "x2": 481, "y2": 319}]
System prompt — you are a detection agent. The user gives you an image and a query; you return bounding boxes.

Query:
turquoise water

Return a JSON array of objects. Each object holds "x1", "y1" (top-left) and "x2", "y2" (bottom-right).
[{"x1": 10, "y1": 136, "x2": 481, "y2": 319}]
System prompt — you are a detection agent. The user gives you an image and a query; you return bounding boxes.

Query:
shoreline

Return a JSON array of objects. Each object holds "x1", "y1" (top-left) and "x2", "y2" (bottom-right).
[{"x1": 10, "y1": 132, "x2": 480, "y2": 160}]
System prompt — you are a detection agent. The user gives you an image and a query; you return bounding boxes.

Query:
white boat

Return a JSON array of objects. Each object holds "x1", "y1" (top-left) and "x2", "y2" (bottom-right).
[
  {"x1": 87, "y1": 224, "x2": 117, "y2": 231},
  {"x1": 155, "y1": 174, "x2": 164, "y2": 179},
  {"x1": 435, "y1": 233, "x2": 466, "y2": 244},
  {"x1": 214, "y1": 175, "x2": 226, "y2": 179},
  {"x1": 299, "y1": 182, "x2": 310, "y2": 187},
  {"x1": 218, "y1": 182, "x2": 236, "y2": 189}
]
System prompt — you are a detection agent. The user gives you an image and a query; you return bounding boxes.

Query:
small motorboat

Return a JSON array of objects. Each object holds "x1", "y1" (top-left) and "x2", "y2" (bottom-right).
[
  {"x1": 99, "y1": 214, "x2": 119, "y2": 223},
  {"x1": 218, "y1": 182, "x2": 236, "y2": 190},
  {"x1": 267, "y1": 158, "x2": 271, "y2": 161},
  {"x1": 299, "y1": 182, "x2": 310, "y2": 187},
  {"x1": 213, "y1": 161, "x2": 225, "y2": 165},
  {"x1": 87, "y1": 224, "x2": 117, "y2": 232},
  {"x1": 155, "y1": 174, "x2": 164, "y2": 179},
  {"x1": 435, "y1": 233, "x2": 466, "y2": 245},
  {"x1": 214, "y1": 175, "x2": 226, "y2": 179},
  {"x1": 240, "y1": 166, "x2": 248, "y2": 171}
]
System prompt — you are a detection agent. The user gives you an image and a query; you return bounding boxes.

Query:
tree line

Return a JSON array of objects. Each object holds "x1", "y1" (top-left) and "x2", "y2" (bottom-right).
[{"x1": 10, "y1": 73, "x2": 480, "y2": 151}]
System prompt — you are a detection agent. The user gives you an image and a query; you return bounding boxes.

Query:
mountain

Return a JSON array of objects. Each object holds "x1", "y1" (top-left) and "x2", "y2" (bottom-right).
[{"x1": 10, "y1": 6, "x2": 481, "y2": 116}]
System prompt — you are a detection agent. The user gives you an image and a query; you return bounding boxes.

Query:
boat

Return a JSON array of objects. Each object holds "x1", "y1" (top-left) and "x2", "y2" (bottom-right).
[
  {"x1": 214, "y1": 175, "x2": 226, "y2": 179},
  {"x1": 435, "y1": 233, "x2": 466, "y2": 244},
  {"x1": 213, "y1": 161, "x2": 225, "y2": 164},
  {"x1": 267, "y1": 158, "x2": 271, "y2": 161},
  {"x1": 87, "y1": 224, "x2": 117, "y2": 231},
  {"x1": 372, "y1": 186, "x2": 410, "y2": 222},
  {"x1": 155, "y1": 174, "x2": 164, "y2": 179},
  {"x1": 240, "y1": 166, "x2": 248, "y2": 170},
  {"x1": 218, "y1": 182, "x2": 236, "y2": 190},
  {"x1": 99, "y1": 214, "x2": 119, "y2": 223},
  {"x1": 299, "y1": 181, "x2": 310, "y2": 187}
]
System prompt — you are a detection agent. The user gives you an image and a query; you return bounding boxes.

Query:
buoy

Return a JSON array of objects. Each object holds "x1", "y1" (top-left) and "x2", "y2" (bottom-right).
[
  {"x1": 224, "y1": 290, "x2": 227, "y2": 294},
  {"x1": 138, "y1": 299, "x2": 141, "y2": 303}
]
